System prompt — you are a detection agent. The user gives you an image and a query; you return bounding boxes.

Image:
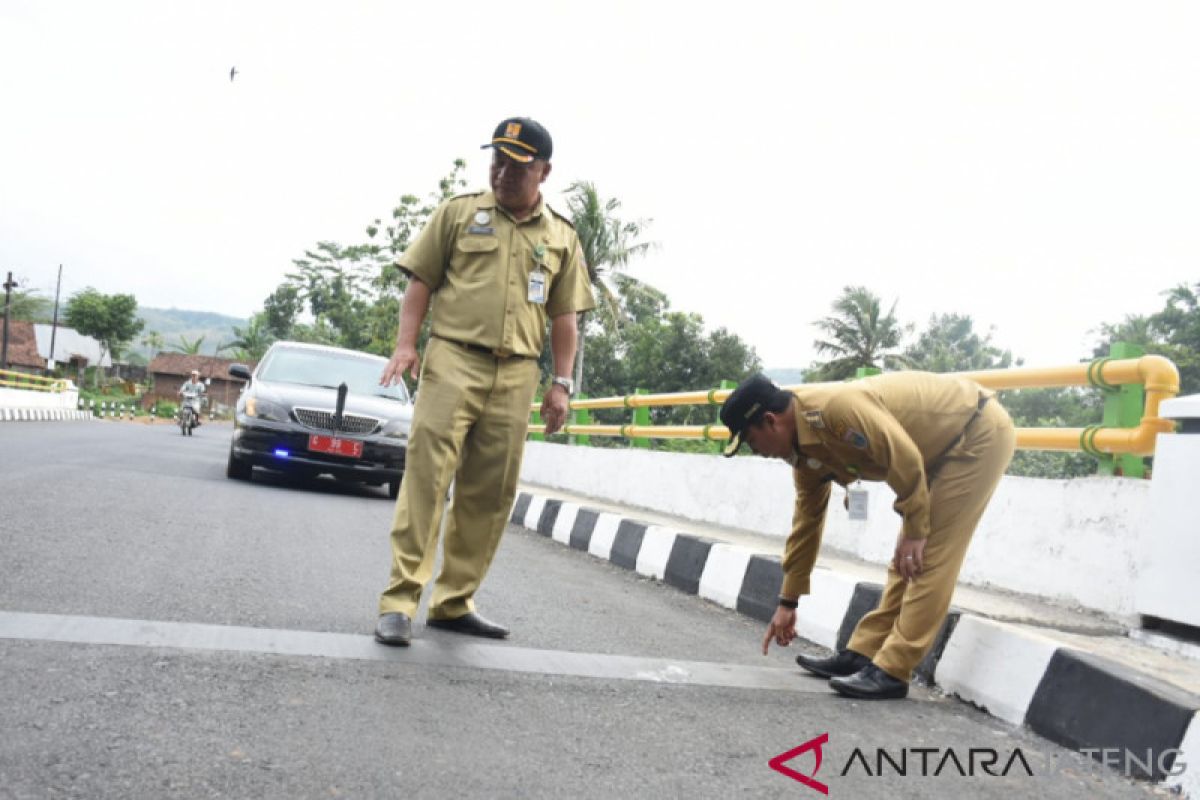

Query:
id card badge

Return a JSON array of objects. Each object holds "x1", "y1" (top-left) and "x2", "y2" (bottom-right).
[
  {"x1": 528, "y1": 268, "x2": 547, "y2": 304},
  {"x1": 847, "y1": 482, "x2": 869, "y2": 521}
]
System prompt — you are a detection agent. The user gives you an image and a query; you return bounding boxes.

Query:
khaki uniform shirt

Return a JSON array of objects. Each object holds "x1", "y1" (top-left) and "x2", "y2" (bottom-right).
[
  {"x1": 398, "y1": 190, "x2": 596, "y2": 358},
  {"x1": 780, "y1": 371, "x2": 994, "y2": 597}
]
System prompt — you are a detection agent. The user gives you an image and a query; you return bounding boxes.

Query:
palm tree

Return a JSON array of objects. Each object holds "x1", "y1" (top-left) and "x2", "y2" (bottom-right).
[
  {"x1": 812, "y1": 286, "x2": 911, "y2": 380},
  {"x1": 219, "y1": 314, "x2": 274, "y2": 361},
  {"x1": 169, "y1": 334, "x2": 206, "y2": 355},
  {"x1": 563, "y1": 181, "x2": 654, "y2": 393},
  {"x1": 140, "y1": 330, "x2": 166, "y2": 355}
]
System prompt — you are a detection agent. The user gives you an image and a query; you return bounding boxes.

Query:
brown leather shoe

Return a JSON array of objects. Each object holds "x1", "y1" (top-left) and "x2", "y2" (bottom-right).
[
  {"x1": 374, "y1": 612, "x2": 412, "y2": 646},
  {"x1": 427, "y1": 611, "x2": 509, "y2": 639}
]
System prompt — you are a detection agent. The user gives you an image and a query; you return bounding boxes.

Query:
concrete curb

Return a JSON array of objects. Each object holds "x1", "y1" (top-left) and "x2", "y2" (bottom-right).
[
  {"x1": 0, "y1": 408, "x2": 94, "y2": 422},
  {"x1": 512, "y1": 490, "x2": 1200, "y2": 796}
]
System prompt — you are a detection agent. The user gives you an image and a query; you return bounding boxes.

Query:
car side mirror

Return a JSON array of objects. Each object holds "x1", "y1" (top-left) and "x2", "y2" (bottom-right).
[{"x1": 229, "y1": 364, "x2": 252, "y2": 381}]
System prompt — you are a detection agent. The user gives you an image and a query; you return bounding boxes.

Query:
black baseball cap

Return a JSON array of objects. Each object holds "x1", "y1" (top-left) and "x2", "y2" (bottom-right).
[
  {"x1": 481, "y1": 117, "x2": 553, "y2": 164},
  {"x1": 719, "y1": 374, "x2": 793, "y2": 457}
]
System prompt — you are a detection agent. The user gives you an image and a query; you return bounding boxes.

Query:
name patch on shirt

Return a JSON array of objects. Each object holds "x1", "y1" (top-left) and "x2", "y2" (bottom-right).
[{"x1": 467, "y1": 225, "x2": 494, "y2": 235}]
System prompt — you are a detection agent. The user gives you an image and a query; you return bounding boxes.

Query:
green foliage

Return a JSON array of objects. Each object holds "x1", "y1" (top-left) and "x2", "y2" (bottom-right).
[
  {"x1": 904, "y1": 313, "x2": 1015, "y2": 373},
  {"x1": 998, "y1": 387, "x2": 1102, "y2": 478},
  {"x1": 132, "y1": 308, "x2": 247, "y2": 359},
  {"x1": 285, "y1": 241, "x2": 381, "y2": 351},
  {"x1": 169, "y1": 334, "x2": 206, "y2": 355},
  {"x1": 563, "y1": 181, "x2": 655, "y2": 328},
  {"x1": 562, "y1": 181, "x2": 656, "y2": 394},
  {"x1": 545, "y1": 278, "x2": 760, "y2": 447},
  {"x1": 64, "y1": 288, "x2": 144, "y2": 363},
  {"x1": 810, "y1": 286, "x2": 912, "y2": 380},
  {"x1": 1092, "y1": 282, "x2": 1200, "y2": 395},
  {"x1": 7, "y1": 288, "x2": 53, "y2": 322},
  {"x1": 220, "y1": 313, "x2": 274, "y2": 361},
  {"x1": 254, "y1": 160, "x2": 469, "y2": 357},
  {"x1": 261, "y1": 285, "x2": 303, "y2": 341}
]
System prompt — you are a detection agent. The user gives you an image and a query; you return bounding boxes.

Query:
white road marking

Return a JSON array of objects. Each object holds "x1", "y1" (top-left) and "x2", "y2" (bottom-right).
[{"x1": 0, "y1": 610, "x2": 828, "y2": 694}]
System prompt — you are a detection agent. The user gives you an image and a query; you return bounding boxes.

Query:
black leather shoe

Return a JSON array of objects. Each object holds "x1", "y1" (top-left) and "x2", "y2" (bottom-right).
[
  {"x1": 374, "y1": 612, "x2": 412, "y2": 646},
  {"x1": 829, "y1": 664, "x2": 909, "y2": 700},
  {"x1": 795, "y1": 649, "x2": 871, "y2": 679},
  {"x1": 427, "y1": 611, "x2": 509, "y2": 639}
]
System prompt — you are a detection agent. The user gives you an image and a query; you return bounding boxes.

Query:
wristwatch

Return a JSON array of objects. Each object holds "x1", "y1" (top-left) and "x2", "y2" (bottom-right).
[{"x1": 552, "y1": 376, "x2": 575, "y2": 395}]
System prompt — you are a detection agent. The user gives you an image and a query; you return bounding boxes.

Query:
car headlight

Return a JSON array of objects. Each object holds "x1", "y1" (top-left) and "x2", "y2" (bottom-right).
[
  {"x1": 381, "y1": 420, "x2": 410, "y2": 442},
  {"x1": 245, "y1": 397, "x2": 289, "y2": 421}
]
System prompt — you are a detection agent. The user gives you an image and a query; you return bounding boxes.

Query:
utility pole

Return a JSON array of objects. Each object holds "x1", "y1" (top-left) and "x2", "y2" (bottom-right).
[
  {"x1": 2, "y1": 271, "x2": 16, "y2": 370},
  {"x1": 49, "y1": 264, "x2": 63, "y2": 371}
]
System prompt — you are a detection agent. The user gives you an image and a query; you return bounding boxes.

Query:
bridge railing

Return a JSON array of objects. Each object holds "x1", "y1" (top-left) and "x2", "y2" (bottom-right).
[
  {"x1": 0, "y1": 369, "x2": 72, "y2": 394},
  {"x1": 528, "y1": 351, "x2": 1181, "y2": 470}
]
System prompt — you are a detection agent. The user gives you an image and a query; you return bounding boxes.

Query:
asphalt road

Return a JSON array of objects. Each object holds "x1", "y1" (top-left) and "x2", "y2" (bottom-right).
[{"x1": 0, "y1": 420, "x2": 1162, "y2": 799}]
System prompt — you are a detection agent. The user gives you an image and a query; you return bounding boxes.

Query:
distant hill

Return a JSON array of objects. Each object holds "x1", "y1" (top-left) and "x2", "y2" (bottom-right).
[
  {"x1": 764, "y1": 368, "x2": 807, "y2": 386},
  {"x1": 131, "y1": 307, "x2": 250, "y2": 361}
]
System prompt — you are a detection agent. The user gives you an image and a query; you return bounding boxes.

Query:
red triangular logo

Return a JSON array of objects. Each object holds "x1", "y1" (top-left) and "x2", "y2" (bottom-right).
[{"x1": 768, "y1": 733, "x2": 830, "y2": 794}]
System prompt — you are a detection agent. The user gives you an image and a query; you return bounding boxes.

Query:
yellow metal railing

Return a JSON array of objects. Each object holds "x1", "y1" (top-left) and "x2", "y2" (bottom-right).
[
  {"x1": 529, "y1": 355, "x2": 1181, "y2": 457},
  {"x1": 0, "y1": 369, "x2": 71, "y2": 393}
]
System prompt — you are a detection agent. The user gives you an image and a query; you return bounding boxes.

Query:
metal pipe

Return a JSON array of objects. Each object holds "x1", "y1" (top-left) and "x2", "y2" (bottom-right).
[{"x1": 529, "y1": 356, "x2": 1181, "y2": 455}]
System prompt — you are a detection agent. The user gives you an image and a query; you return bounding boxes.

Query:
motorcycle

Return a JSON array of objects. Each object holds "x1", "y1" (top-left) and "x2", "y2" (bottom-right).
[{"x1": 179, "y1": 389, "x2": 204, "y2": 436}]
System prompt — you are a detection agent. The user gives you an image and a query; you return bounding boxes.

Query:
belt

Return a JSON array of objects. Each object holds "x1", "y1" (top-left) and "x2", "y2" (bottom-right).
[{"x1": 435, "y1": 336, "x2": 535, "y2": 360}]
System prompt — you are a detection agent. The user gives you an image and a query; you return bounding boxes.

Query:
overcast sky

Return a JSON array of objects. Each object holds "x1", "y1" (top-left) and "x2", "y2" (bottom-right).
[{"x1": 2, "y1": 1, "x2": 1198, "y2": 369}]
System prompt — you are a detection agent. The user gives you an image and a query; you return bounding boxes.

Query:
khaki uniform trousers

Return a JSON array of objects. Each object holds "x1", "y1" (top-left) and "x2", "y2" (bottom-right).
[
  {"x1": 847, "y1": 400, "x2": 1016, "y2": 681},
  {"x1": 378, "y1": 337, "x2": 540, "y2": 619}
]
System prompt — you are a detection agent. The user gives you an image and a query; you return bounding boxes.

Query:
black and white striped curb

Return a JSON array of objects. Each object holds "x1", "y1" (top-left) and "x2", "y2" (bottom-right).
[
  {"x1": 512, "y1": 490, "x2": 1200, "y2": 792},
  {"x1": 0, "y1": 408, "x2": 94, "y2": 422}
]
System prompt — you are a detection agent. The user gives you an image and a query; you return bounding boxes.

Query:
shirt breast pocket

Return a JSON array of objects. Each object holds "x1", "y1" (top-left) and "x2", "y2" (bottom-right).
[{"x1": 453, "y1": 236, "x2": 500, "y2": 286}]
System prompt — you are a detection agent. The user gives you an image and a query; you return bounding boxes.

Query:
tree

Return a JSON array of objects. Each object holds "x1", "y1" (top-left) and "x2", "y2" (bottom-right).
[
  {"x1": 8, "y1": 288, "x2": 52, "y2": 322},
  {"x1": 169, "y1": 334, "x2": 206, "y2": 355},
  {"x1": 64, "y1": 288, "x2": 143, "y2": 366},
  {"x1": 1000, "y1": 387, "x2": 1099, "y2": 478},
  {"x1": 563, "y1": 181, "x2": 655, "y2": 393},
  {"x1": 140, "y1": 330, "x2": 165, "y2": 354},
  {"x1": 254, "y1": 161, "x2": 469, "y2": 359},
  {"x1": 285, "y1": 241, "x2": 381, "y2": 351},
  {"x1": 261, "y1": 284, "x2": 303, "y2": 341},
  {"x1": 220, "y1": 313, "x2": 274, "y2": 361},
  {"x1": 1094, "y1": 282, "x2": 1200, "y2": 395},
  {"x1": 810, "y1": 286, "x2": 911, "y2": 380},
  {"x1": 563, "y1": 275, "x2": 760, "y2": 450},
  {"x1": 904, "y1": 313, "x2": 1015, "y2": 373}
]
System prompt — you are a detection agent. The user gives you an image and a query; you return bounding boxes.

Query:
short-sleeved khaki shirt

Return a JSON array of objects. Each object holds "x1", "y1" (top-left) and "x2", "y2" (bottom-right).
[
  {"x1": 779, "y1": 371, "x2": 993, "y2": 597},
  {"x1": 397, "y1": 190, "x2": 596, "y2": 358}
]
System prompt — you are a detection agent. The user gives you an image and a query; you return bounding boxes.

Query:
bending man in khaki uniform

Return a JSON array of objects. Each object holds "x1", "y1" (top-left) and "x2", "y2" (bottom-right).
[
  {"x1": 720, "y1": 372, "x2": 1015, "y2": 699},
  {"x1": 374, "y1": 117, "x2": 595, "y2": 646}
]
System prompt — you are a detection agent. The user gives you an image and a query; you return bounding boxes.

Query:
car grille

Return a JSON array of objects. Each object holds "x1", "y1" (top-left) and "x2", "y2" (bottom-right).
[{"x1": 293, "y1": 407, "x2": 381, "y2": 435}]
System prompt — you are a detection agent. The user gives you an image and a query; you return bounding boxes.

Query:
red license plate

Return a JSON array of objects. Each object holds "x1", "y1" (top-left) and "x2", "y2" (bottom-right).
[{"x1": 307, "y1": 434, "x2": 363, "y2": 458}]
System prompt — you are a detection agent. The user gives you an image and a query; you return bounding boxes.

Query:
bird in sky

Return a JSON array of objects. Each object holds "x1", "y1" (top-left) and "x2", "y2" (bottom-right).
[{"x1": 230, "y1": 66, "x2": 238, "y2": 82}]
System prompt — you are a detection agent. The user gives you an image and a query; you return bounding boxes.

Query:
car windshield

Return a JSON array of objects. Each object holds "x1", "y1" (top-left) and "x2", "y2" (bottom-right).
[{"x1": 258, "y1": 347, "x2": 409, "y2": 401}]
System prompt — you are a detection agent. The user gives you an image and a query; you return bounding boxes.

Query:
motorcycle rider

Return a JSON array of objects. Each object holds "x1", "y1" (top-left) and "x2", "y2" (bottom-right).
[{"x1": 178, "y1": 369, "x2": 206, "y2": 427}]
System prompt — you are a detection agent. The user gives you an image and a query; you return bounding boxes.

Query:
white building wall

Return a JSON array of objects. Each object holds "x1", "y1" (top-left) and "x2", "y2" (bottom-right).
[{"x1": 520, "y1": 441, "x2": 1150, "y2": 619}]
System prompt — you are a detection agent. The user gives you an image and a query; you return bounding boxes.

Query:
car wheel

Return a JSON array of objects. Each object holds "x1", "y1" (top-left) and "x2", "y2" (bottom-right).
[
  {"x1": 226, "y1": 446, "x2": 252, "y2": 481},
  {"x1": 387, "y1": 475, "x2": 401, "y2": 499}
]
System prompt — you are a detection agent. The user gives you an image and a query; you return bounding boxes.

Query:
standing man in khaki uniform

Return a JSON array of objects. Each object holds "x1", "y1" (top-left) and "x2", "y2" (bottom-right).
[
  {"x1": 720, "y1": 372, "x2": 1015, "y2": 699},
  {"x1": 374, "y1": 117, "x2": 595, "y2": 646}
]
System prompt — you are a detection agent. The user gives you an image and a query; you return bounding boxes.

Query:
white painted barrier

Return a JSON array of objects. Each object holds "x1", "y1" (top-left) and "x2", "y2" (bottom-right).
[
  {"x1": 0, "y1": 386, "x2": 79, "y2": 410},
  {"x1": 520, "y1": 440, "x2": 1152, "y2": 620}
]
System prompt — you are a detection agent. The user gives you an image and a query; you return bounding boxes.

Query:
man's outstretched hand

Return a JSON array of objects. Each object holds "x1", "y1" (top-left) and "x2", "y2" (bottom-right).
[{"x1": 762, "y1": 606, "x2": 798, "y2": 655}]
